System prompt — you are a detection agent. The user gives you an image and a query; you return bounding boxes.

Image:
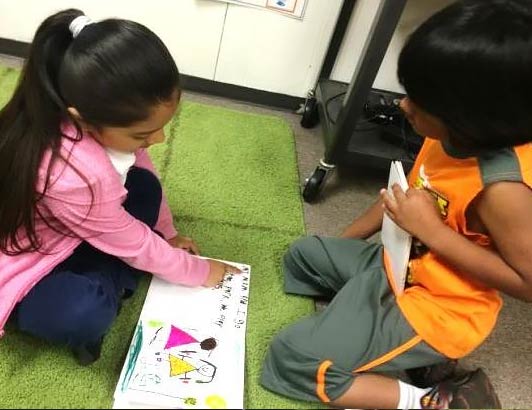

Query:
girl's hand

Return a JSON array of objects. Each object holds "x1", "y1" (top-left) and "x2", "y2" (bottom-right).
[
  {"x1": 203, "y1": 259, "x2": 242, "y2": 288},
  {"x1": 167, "y1": 235, "x2": 200, "y2": 255},
  {"x1": 380, "y1": 184, "x2": 444, "y2": 240}
]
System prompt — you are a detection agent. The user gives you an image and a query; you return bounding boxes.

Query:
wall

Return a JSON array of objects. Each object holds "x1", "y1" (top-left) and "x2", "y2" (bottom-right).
[
  {"x1": 331, "y1": 0, "x2": 455, "y2": 93},
  {"x1": 0, "y1": 0, "x2": 343, "y2": 97},
  {"x1": 0, "y1": 0, "x2": 457, "y2": 97},
  {"x1": 0, "y1": 0, "x2": 229, "y2": 80}
]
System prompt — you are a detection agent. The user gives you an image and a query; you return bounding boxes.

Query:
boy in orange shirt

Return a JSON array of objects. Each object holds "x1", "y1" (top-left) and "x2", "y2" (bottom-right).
[{"x1": 261, "y1": 0, "x2": 532, "y2": 408}]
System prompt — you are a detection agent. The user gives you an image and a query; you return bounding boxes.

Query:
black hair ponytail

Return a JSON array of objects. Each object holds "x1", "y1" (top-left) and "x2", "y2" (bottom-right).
[{"x1": 0, "y1": 9, "x2": 83, "y2": 254}]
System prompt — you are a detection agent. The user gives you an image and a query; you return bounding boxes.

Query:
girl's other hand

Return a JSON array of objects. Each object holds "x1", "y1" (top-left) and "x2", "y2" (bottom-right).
[
  {"x1": 203, "y1": 259, "x2": 242, "y2": 288},
  {"x1": 167, "y1": 235, "x2": 200, "y2": 255},
  {"x1": 380, "y1": 184, "x2": 443, "y2": 240}
]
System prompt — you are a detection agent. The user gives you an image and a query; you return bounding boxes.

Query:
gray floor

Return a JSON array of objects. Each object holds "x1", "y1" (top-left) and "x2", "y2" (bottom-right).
[{"x1": 1, "y1": 53, "x2": 531, "y2": 408}]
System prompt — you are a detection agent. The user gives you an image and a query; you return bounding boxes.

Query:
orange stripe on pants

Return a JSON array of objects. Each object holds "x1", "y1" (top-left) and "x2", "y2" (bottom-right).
[
  {"x1": 316, "y1": 360, "x2": 333, "y2": 402},
  {"x1": 354, "y1": 335, "x2": 422, "y2": 373},
  {"x1": 315, "y1": 337, "x2": 422, "y2": 402}
]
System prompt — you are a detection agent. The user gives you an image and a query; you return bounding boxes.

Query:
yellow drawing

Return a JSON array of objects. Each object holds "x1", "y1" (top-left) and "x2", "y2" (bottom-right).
[
  {"x1": 169, "y1": 354, "x2": 197, "y2": 377},
  {"x1": 205, "y1": 394, "x2": 227, "y2": 409}
]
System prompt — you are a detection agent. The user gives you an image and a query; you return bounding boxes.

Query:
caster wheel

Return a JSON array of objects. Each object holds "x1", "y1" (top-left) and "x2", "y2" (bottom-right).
[
  {"x1": 300, "y1": 97, "x2": 319, "y2": 129},
  {"x1": 303, "y1": 167, "x2": 327, "y2": 202}
]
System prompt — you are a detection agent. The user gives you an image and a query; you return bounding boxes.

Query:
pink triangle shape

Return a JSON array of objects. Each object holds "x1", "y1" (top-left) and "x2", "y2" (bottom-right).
[{"x1": 164, "y1": 325, "x2": 198, "y2": 350}]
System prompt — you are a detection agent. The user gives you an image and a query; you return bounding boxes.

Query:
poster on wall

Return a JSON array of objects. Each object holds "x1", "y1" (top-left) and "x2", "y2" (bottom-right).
[{"x1": 210, "y1": 0, "x2": 308, "y2": 19}]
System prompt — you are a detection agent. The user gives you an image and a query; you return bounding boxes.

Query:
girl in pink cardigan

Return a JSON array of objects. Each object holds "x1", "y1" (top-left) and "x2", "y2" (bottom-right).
[{"x1": 0, "y1": 9, "x2": 236, "y2": 365}]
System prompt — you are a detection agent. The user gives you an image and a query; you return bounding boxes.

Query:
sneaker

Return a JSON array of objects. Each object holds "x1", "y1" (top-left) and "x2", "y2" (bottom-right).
[
  {"x1": 72, "y1": 338, "x2": 103, "y2": 366},
  {"x1": 407, "y1": 360, "x2": 461, "y2": 388},
  {"x1": 420, "y1": 368, "x2": 502, "y2": 409}
]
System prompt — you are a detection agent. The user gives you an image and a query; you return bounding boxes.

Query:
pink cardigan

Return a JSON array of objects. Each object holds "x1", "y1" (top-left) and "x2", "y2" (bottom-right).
[{"x1": 0, "y1": 123, "x2": 210, "y2": 336}]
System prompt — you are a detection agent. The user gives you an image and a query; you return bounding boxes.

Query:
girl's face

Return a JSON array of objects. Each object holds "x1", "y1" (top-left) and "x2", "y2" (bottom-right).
[
  {"x1": 92, "y1": 90, "x2": 180, "y2": 153},
  {"x1": 400, "y1": 97, "x2": 449, "y2": 142}
]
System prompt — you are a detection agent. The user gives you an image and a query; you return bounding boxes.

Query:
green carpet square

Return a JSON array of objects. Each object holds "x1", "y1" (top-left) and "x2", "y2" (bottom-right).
[
  {"x1": 0, "y1": 67, "x2": 19, "y2": 108},
  {"x1": 160, "y1": 103, "x2": 305, "y2": 234}
]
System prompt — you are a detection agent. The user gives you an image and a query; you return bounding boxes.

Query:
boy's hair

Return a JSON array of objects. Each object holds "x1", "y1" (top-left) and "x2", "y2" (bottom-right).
[
  {"x1": 398, "y1": 0, "x2": 532, "y2": 151},
  {"x1": 0, "y1": 9, "x2": 180, "y2": 254}
]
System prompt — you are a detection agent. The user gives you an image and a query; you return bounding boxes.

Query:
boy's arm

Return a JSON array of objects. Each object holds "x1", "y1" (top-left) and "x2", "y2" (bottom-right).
[
  {"x1": 340, "y1": 197, "x2": 384, "y2": 239},
  {"x1": 341, "y1": 165, "x2": 414, "y2": 239},
  {"x1": 411, "y1": 181, "x2": 532, "y2": 301},
  {"x1": 473, "y1": 181, "x2": 532, "y2": 299}
]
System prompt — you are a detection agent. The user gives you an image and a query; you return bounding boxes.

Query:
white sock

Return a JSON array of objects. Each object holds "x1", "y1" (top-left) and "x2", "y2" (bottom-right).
[{"x1": 397, "y1": 379, "x2": 432, "y2": 409}]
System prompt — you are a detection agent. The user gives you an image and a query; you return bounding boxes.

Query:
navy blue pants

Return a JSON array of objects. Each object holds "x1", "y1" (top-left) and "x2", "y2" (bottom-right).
[{"x1": 14, "y1": 167, "x2": 162, "y2": 348}]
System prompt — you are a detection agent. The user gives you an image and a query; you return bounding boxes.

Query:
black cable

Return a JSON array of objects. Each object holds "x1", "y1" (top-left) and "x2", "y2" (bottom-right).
[
  {"x1": 366, "y1": 95, "x2": 419, "y2": 160},
  {"x1": 325, "y1": 91, "x2": 346, "y2": 124},
  {"x1": 327, "y1": 91, "x2": 400, "y2": 126},
  {"x1": 325, "y1": 91, "x2": 423, "y2": 157}
]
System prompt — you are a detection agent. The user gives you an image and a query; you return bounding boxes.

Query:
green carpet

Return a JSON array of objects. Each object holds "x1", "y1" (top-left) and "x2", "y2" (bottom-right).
[{"x1": 0, "y1": 66, "x2": 319, "y2": 408}]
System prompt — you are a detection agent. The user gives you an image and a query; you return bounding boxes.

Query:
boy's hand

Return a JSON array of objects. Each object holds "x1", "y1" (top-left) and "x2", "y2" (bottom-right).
[
  {"x1": 203, "y1": 259, "x2": 242, "y2": 288},
  {"x1": 380, "y1": 184, "x2": 443, "y2": 240},
  {"x1": 167, "y1": 235, "x2": 200, "y2": 255}
]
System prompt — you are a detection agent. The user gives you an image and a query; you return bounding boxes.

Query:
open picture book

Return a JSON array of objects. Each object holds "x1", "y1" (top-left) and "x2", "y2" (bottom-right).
[
  {"x1": 113, "y1": 259, "x2": 251, "y2": 409},
  {"x1": 381, "y1": 160, "x2": 412, "y2": 295}
]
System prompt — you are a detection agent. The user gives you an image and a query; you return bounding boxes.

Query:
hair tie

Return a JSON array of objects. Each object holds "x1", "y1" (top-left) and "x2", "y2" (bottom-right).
[{"x1": 69, "y1": 15, "x2": 93, "y2": 38}]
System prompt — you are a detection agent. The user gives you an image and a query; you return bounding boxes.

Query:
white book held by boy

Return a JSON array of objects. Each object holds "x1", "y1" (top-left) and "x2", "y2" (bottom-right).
[{"x1": 381, "y1": 161, "x2": 412, "y2": 295}]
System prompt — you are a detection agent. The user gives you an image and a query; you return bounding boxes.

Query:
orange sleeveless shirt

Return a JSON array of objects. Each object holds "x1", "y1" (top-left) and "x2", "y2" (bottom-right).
[{"x1": 389, "y1": 138, "x2": 532, "y2": 358}]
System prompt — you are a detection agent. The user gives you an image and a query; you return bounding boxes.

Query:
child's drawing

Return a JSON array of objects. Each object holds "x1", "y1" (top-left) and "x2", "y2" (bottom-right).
[
  {"x1": 126, "y1": 322, "x2": 219, "y2": 394},
  {"x1": 114, "y1": 261, "x2": 250, "y2": 409}
]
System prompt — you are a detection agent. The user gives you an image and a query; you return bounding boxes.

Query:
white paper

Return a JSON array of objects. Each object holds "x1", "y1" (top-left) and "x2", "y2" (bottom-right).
[
  {"x1": 113, "y1": 260, "x2": 250, "y2": 409},
  {"x1": 381, "y1": 161, "x2": 412, "y2": 295}
]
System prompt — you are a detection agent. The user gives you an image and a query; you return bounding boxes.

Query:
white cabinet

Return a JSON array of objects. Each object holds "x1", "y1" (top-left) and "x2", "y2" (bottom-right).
[{"x1": 215, "y1": 1, "x2": 343, "y2": 97}]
